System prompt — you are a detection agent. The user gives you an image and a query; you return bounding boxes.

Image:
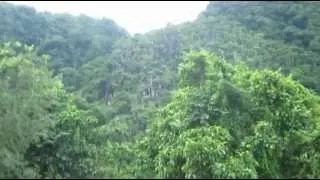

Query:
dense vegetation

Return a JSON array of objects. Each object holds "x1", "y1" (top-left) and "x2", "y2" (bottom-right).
[{"x1": 0, "y1": 1, "x2": 320, "y2": 178}]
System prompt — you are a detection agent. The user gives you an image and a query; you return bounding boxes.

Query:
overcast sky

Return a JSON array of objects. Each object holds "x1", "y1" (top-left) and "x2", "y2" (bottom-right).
[{"x1": 5, "y1": 1, "x2": 209, "y2": 35}]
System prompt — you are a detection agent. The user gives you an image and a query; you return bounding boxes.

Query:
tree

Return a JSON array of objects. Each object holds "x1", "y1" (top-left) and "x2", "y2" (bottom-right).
[
  {"x1": 25, "y1": 103, "x2": 100, "y2": 179},
  {"x1": 136, "y1": 51, "x2": 320, "y2": 178},
  {"x1": 0, "y1": 42, "x2": 64, "y2": 178}
]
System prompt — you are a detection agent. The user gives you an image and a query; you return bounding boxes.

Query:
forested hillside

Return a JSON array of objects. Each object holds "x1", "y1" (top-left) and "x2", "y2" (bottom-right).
[{"x1": 1, "y1": 1, "x2": 320, "y2": 178}]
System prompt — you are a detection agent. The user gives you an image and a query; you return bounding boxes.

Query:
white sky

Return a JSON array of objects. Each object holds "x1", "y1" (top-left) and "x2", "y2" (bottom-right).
[{"x1": 4, "y1": 1, "x2": 209, "y2": 35}]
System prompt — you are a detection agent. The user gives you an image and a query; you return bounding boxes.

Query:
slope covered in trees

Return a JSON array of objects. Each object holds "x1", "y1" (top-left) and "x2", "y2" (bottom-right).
[
  {"x1": 202, "y1": 1, "x2": 320, "y2": 92},
  {"x1": 0, "y1": 1, "x2": 320, "y2": 179},
  {"x1": 0, "y1": 2, "x2": 128, "y2": 91}
]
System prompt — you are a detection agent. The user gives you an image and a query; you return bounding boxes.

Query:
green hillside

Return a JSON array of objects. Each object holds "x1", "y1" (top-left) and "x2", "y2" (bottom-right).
[{"x1": 0, "y1": 1, "x2": 320, "y2": 178}]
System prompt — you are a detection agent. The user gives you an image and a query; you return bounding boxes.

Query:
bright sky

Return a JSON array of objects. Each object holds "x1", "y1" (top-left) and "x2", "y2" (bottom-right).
[{"x1": 5, "y1": 1, "x2": 209, "y2": 35}]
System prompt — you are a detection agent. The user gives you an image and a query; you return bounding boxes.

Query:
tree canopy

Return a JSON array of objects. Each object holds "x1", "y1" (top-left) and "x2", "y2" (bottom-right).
[{"x1": 0, "y1": 1, "x2": 320, "y2": 179}]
